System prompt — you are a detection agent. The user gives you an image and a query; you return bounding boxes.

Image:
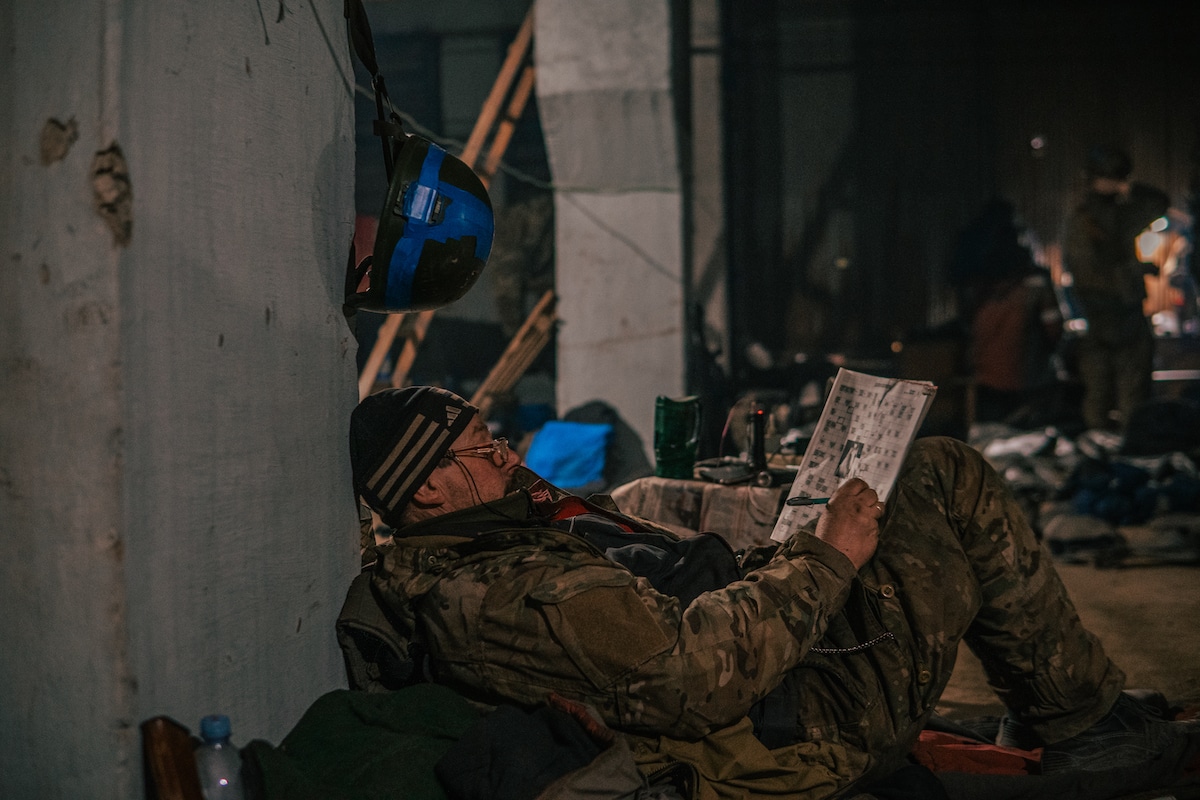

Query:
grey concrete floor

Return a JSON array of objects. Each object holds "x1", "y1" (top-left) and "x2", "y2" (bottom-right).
[{"x1": 938, "y1": 562, "x2": 1200, "y2": 720}]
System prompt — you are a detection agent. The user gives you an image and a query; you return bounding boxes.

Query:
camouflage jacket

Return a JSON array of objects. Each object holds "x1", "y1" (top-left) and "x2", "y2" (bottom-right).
[
  {"x1": 337, "y1": 487, "x2": 877, "y2": 798},
  {"x1": 337, "y1": 438, "x2": 1131, "y2": 797},
  {"x1": 1065, "y1": 183, "x2": 1170, "y2": 308}
]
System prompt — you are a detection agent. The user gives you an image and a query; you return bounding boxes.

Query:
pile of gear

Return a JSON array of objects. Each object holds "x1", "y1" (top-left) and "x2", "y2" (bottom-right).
[{"x1": 970, "y1": 418, "x2": 1200, "y2": 567}]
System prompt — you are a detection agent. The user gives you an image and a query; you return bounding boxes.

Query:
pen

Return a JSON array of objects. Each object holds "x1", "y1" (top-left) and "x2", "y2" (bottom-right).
[{"x1": 786, "y1": 496, "x2": 830, "y2": 506}]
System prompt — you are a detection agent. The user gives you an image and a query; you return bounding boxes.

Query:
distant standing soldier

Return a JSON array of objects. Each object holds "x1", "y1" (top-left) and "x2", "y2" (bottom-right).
[{"x1": 1064, "y1": 145, "x2": 1169, "y2": 431}]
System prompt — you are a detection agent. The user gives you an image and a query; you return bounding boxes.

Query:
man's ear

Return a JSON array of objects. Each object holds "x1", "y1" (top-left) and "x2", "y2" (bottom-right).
[{"x1": 409, "y1": 471, "x2": 447, "y2": 509}]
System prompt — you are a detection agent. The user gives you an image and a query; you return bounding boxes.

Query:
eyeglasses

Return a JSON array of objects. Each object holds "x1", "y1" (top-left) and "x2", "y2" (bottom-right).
[{"x1": 445, "y1": 437, "x2": 510, "y2": 467}]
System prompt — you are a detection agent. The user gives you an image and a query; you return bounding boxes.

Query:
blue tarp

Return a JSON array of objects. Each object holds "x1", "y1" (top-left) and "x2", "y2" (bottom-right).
[{"x1": 525, "y1": 421, "x2": 613, "y2": 490}]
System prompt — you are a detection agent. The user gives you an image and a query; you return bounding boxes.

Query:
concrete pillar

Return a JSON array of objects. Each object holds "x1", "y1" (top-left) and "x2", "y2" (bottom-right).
[
  {"x1": 0, "y1": 2, "x2": 358, "y2": 796},
  {"x1": 535, "y1": 0, "x2": 686, "y2": 458}
]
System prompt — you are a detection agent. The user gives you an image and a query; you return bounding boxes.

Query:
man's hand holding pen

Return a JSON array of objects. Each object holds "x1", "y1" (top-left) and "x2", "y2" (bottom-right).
[{"x1": 806, "y1": 479, "x2": 883, "y2": 569}]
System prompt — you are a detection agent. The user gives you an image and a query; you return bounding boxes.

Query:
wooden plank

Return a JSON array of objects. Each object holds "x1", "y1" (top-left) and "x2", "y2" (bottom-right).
[
  {"x1": 471, "y1": 289, "x2": 557, "y2": 418},
  {"x1": 461, "y1": 7, "x2": 534, "y2": 169},
  {"x1": 140, "y1": 717, "x2": 203, "y2": 800},
  {"x1": 485, "y1": 320, "x2": 554, "y2": 417},
  {"x1": 388, "y1": 309, "x2": 434, "y2": 389},
  {"x1": 482, "y1": 65, "x2": 537, "y2": 185},
  {"x1": 390, "y1": 310, "x2": 434, "y2": 389},
  {"x1": 358, "y1": 313, "x2": 404, "y2": 399}
]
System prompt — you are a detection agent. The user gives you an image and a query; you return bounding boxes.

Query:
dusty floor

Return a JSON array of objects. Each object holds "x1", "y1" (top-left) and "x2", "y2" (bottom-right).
[{"x1": 937, "y1": 561, "x2": 1200, "y2": 720}]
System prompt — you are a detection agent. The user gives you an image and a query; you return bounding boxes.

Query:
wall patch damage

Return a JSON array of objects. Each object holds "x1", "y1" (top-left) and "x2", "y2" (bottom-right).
[
  {"x1": 91, "y1": 143, "x2": 133, "y2": 246},
  {"x1": 39, "y1": 117, "x2": 78, "y2": 165}
]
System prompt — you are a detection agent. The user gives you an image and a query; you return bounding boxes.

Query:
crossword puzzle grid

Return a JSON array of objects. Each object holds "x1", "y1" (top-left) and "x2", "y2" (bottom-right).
[
  {"x1": 789, "y1": 382, "x2": 925, "y2": 502},
  {"x1": 772, "y1": 370, "x2": 935, "y2": 541}
]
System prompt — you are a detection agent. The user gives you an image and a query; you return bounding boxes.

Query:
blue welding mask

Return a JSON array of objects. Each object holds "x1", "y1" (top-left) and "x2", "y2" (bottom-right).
[
  {"x1": 343, "y1": 0, "x2": 494, "y2": 314},
  {"x1": 346, "y1": 133, "x2": 494, "y2": 313}
]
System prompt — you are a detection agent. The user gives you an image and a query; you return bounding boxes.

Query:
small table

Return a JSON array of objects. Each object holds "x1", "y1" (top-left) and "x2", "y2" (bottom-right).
[{"x1": 609, "y1": 476, "x2": 789, "y2": 551}]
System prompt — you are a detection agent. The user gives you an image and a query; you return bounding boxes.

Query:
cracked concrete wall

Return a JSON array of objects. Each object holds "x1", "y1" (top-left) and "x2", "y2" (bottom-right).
[
  {"x1": 0, "y1": 1, "x2": 358, "y2": 796},
  {"x1": 536, "y1": 0, "x2": 686, "y2": 457}
]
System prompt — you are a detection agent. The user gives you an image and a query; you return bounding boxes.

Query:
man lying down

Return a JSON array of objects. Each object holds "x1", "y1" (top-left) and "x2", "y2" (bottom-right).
[{"x1": 334, "y1": 386, "x2": 1200, "y2": 800}]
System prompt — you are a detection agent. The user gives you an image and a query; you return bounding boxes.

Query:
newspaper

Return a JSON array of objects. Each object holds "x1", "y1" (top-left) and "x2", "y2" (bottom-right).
[{"x1": 770, "y1": 368, "x2": 937, "y2": 543}]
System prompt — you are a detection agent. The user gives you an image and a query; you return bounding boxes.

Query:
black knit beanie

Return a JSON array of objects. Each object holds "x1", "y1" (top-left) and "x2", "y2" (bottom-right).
[{"x1": 350, "y1": 387, "x2": 477, "y2": 524}]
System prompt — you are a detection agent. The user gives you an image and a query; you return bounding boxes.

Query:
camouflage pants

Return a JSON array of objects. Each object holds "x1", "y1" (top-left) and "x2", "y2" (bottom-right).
[
  {"x1": 1076, "y1": 307, "x2": 1154, "y2": 430},
  {"x1": 760, "y1": 437, "x2": 1124, "y2": 777}
]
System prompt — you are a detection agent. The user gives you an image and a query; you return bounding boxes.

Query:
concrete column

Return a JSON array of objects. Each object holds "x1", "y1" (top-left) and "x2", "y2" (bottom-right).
[
  {"x1": 535, "y1": 0, "x2": 686, "y2": 458},
  {"x1": 0, "y1": 2, "x2": 357, "y2": 796}
]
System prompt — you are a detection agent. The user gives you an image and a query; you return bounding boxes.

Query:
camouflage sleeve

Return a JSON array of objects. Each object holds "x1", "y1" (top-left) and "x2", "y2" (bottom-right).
[
  {"x1": 608, "y1": 530, "x2": 858, "y2": 738},
  {"x1": 409, "y1": 527, "x2": 857, "y2": 740}
]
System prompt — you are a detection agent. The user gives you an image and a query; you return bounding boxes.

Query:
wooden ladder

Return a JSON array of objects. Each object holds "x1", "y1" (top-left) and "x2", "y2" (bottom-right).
[{"x1": 470, "y1": 288, "x2": 557, "y2": 418}]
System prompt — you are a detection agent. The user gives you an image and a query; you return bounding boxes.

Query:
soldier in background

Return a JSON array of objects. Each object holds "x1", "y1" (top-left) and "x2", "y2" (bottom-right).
[
  {"x1": 950, "y1": 199, "x2": 1063, "y2": 425},
  {"x1": 1064, "y1": 145, "x2": 1169, "y2": 431}
]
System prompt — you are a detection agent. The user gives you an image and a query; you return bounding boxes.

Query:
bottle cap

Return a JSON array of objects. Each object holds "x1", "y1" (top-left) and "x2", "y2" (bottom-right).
[{"x1": 200, "y1": 714, "x2": 232, "y2": 742}]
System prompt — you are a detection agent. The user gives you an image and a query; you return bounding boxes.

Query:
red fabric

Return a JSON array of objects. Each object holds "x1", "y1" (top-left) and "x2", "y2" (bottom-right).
[
  {"x1": 353, "y1": 214, "x2": 378, "y2": 259},
  {"x1": 541, "y1": 495, "x2": 601, "y2": 522},
  {"x1": 547, "y1": 692, "x2": 617, "y2": 747},
  {"x1": 911, "y1": 731, "x2": 1041, "y2": 775},
  {"x1": 352, "y1": 214, "x2": 378, "y2": 292},
  {"x1": 531, "y1": 489, "x2": 636, "y2": 532},
  {"x1": 972, "y1": 281, "x2": 1034, "y2": 392},
  {"x1": 913, "y1": 706, "x2": 1200, "y2": 777}
]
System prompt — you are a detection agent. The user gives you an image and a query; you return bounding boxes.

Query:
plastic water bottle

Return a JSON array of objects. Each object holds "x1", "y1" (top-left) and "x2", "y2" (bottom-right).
[{"x1": 195, "y1": 714, "x2": 245, "y2": 800}]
